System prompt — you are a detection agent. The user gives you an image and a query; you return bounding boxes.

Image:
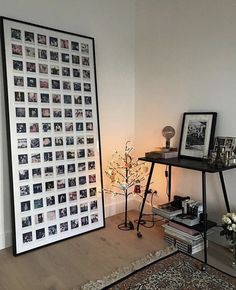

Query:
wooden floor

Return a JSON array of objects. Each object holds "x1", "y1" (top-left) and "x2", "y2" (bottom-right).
[{"x1": 0, "y1": 211, "x2": 168, "y2": 290}]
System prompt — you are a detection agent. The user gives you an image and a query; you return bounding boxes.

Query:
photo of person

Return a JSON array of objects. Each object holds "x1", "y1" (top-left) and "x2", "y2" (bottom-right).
[
  {"x1": 61, "y1": 39, "x2": 69, "y2": 49},
  {"x1": 25, "y1": 47, "x2": 35, "y2": 58},
  {"x1": 70, "y1": 205, "x2": 78, "y2": 215},
  {"x1": 67, "y1": 163, "x2": 75, "y2": 173},
  {"x1": 11, "y1": 28, "x2": 21, "y2": 40},
  {"x1": 73, "y1": 82, "x2": 81, "y2": 91},
  {"x1": 65, "y1": 122, "x2": 73, "y2": 132},
  {"x1": 26, "y1": 62, "x2": 36, "y2": 72},
  {"x1": 81, "y1": 216, "x2": 89, "y2": 226},
  {"x1": 57, "y1": 179, "x2": 65, "y2": 189},
  {"x1": 65, "y1": 109, "x2": 73, "y2": 118},
  {"x1": 90, "y1": 200, "x2": 98, "y2": 210},
  {"x1": 62, "y1": 67, "x2": 70, "y2": 76},
  {"x1": 79, "y1": 189, "x2": 87, "y2": 199},
  {"x1": 85, "y1": 109, "x2": 93, "y2": 118},
  {"x1": 68, "y1": 177, "x2": 76, "y2": 187},
  {"x1": 38, "y1": 49, "x2": 47, "y2": 59},
  {"x1": 77, "y1": 149, "x2": 85, "y2": 158},
  {"x1": 71, "y1": 219, "x2": 79, "y2": 229},
  {"x1": 89, "y1": 187, "x2": 97, "y2": 197},
  {"x1": 84, "y1": 83, "x2": 91, "y2": 92},
  {"x1": 30, "y1": 138, "x2": 40, "y2": 148},
  {"x1": 77, "y1": 137, "x2": 85, "y2": 145},
  {"x1": 41, "y1": 108, "x2": 50, "y2": 117},
  {"x1": 42, "y1": 123, "x2": 51, "y2": 132},
  {"x1": 40, "y1": 79, "x2": 49, "y2": 89},
  {"x1": 37, "y1": 34, "x2": 47, "y2": 45},
  {"x1": 89, "y1": 174, "x2": 96, "y2": 184},
  {"x1": 75, "y1": 109, "x2": 83, "y2": 118},
  {"x1": 22, "y1": 216, "x2": 32, "y2": 228},
  {"x1": 48, "y1": 225, "x2": 57, "y2": 236},
  {"x1": 27, "y1": 77, "x2": 37, "y2": 88},
  {"x1": 50, "y1": 51, "x2": 59, "y2": 61},
  {"x1": 56, "y1": 165, "x2": 65, "y2": 175},
  {"x1": 31, "y1": 153, "x2": 41, "y2": 163},
  {"x1": 78, "y1": 162, "x2": 86, "y2": 172},
  {"x1": 74, "y1": 95, "x2": 82, "y2": 104},
  {"x1": 14, "y1": 76, "x2": 24, "y2": 86},
  {"x1": 76, "y1": 122, "x2": 83, "y2": 131},
  {"x1": 44, "y1": 152, "x2": 53, "y2": 162},
  {"x1": 46, "y1": 196, "x2": 55, "y2": 206},
  {"x1": 28, "y1": 92, "x2": 37, "y2": 102},
  {"x1": 72, "y1": 55, "x2": 79, "y2": 64},
  {"x1": 29, "y1": 123, "x2": 39, "y2": 133},
  {"x1": 45, "y1": 181, "x2": 54, "y2": 191},
  {"x1": 59, "y1": 208, "x2": 67, "y2": 218},
  {"x1": 80, "y1": 203, "x2": 88, "y2": 213},
  {"x1": 88, "y1": 161, "x2": 95, "y2": 170},
  {"x1": 55, "y1": 151, "x2": 64, "y2": 160},
  {"x1": 83, "y1": 70, "x2": 90, "y2": 79},
  {"x1": 21, "y1": 200, "x2": 30, "y2": 212},
  {"x1": 55, "y1": 136, "x2": 63, "y2": 146},
  {"x1": 86, "y1": 122, "x2": 93, "y2": 131},
  {"x1": 34, "y1": 198, "x2": 43, "y2": 209},
  {"x1": 53, "y1": 109, "x2": 62, "y2": 118},
  {"x1": 15, "y1": 91, "x2": 25, "y2": 102},
  {"x1": 87, "y1": 148, "x2": 95, "y2": 157},
  {"x1": 17, "y1": 123, "x2": 26, "y2": 133},
  {"x1": 49, "y1": 36, "x2": 58, "y2": 47},
  {"x1": 66, "y1": 136, "x2": 74, "y2": 145},
  {"x1": 13, "y1": 60, "x2": 23, "y2": 71},
  {"x1": 54, "y1": 123, "x2": 63, "y2": 132},
  {"x1": 82, "y1": 56, "x2": 90, "y2": 66},
  {"x1": 47, "y1": 210, "x2": 56, "y2": 221},
  {"x1": 12, "y1": 44, "x2": 22, "y2": 56},
  {"x1": 84, "y1": 96, "x2": 92, "y2": 105},
  {"x1": 64, "y1": 94, "x2": 72, "y2": 104},
  {"x1": 29, "y1": 108, "x2": 38, "y2": 117},
  {"x1": 33, "y1": 183, "x2": 42, "y2": 194},
  {"x1": 91, "y1": 214, "x2": 98, "y2": 224},
  {"x1": 44, "y1": 166, "x2": 53, "y2": 177},
  {"x1": 81, "y1": 43, "x2": 89, "y2": 54},
  {"x1": 52, "y1": 79, "x2": 60, "y2": 89},
  {"x1": 61, "y1": 53, "x2": 70, "y2": 63},
  {"x1": 18, "y1": 154, "x2": 28, "y2": 165},
  {"x1": 60, "y1": 222, "x2": 68, "y2": 232},
  {"x1": 71, "y1": 41, "x2": 79, "y2": 51},
  {"x1": 67, "y1": 150, "x2": 75, "y2": 160},
  {"x1": 73, "y1": 68, "x2": 80, "y2": 78},
  {"x1": 63, "y1": 81, "x2": 71, "y2": 90},
  {"x1": 17, "y1": 138, "x2": 27, "y2": 148},
  {"x1": 32, "y1": 168, "x2": 41, "y2": 178},
  {"x1": 69, "y1": 191, "x2": 77, "y2": 201},
  {"x1": 39, "y1": 64, "x2": 48, "y2": 74},
  {"x1": 36, "y1": 228, "x2": 45, "y2": 240},
  {"x1": 16, "y1": 108, "x2": 25, "y2": 117},
  {"x1": 23, "y1": 232, "x2": 32, "y2": 244},
  {"x1": 25, "y1": 31, "x2": 34, "y2": 43},
  {"x1": 52, "y1": 94, "x2": 61, "y2": 103},
  {"x1": 20, "y1": 185, "x2": 30, "y2": 196},
  {"x1": 35, "y1": 213, "x2": 44, "y2": 224},
  {"x1": 79, "y1": 176, "x2": 86, "y2": 185},
  {"x1": 58, "y1": 193, "x2": 66, "y2": 204}
]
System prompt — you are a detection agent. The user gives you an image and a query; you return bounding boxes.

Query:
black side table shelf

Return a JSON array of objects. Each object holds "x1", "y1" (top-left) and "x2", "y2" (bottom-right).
[{"x1": 137, "y1": 156, "x2": 236, "y2": 267}]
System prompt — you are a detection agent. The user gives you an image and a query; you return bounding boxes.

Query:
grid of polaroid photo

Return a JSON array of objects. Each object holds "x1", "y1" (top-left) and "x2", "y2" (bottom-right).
[{"x1": 7, "y1": 24, "x2": 103, "y2": 251}]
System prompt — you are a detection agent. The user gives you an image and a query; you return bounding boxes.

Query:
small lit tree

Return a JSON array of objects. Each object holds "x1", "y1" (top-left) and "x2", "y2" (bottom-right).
[{"x1": 105, "y1": 141, "x2": 148, "y2": 230}]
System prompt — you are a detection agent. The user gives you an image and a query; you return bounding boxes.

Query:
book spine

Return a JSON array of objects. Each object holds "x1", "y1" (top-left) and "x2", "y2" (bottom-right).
[{"x1": 168, "y1": 221, "x2": 199, "y2": 236}]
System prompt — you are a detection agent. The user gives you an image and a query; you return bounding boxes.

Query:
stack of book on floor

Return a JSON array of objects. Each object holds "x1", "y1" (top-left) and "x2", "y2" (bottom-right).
[{"x1": 163, "y1": 220, "x2": 207, "y2": 254}]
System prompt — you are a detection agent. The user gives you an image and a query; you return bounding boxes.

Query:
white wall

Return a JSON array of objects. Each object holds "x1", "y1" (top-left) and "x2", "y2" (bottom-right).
[
  {"x1": 135, "y1": 0, "x2": 236, "y2": 221},
  {"x1": 0, "y1": 0, "x2": 136, "y2": 249}
]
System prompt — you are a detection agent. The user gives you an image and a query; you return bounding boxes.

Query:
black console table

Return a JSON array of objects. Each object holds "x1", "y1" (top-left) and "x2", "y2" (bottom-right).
[{"x1": 137, "y1": 156, "x2": 236, "y2": 266}]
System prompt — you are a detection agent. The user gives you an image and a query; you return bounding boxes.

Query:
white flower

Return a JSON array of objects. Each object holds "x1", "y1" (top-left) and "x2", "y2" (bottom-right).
[
  {"x1": 222, "y1": 215, "x2": 232, "y2": 225},
  {"x1": 227, "y1": 225, "x2": 233, "y2": 231},
  {"x1": 231, "y1": 214, "x2": 236, "y2": 223},
  {"x1": 232, "y1": 224, "x2": 236, "y2": 232}
]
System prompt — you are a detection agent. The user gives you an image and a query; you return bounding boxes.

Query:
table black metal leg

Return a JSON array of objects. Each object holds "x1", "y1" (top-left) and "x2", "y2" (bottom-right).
[
  {"x1": 201, "y1": 171, "x2": 207, "y2": 269},
  {"x1": 168, "y1": 165, "x2": 172, "y2": 202},
  {"x1": 137, "y1": 162, "x2": 155, "y2": 238},
  {"x1": 219, "y1": 171, "x2": 231, "y2": 213}
]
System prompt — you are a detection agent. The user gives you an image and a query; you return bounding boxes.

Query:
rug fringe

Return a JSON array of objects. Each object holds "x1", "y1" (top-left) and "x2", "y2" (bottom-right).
[{"x1": 79, "y1": 245, "x2": 177, "y2": 290}]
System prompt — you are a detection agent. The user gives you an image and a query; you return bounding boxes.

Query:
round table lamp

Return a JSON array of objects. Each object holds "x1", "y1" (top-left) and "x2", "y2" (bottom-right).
[{"x1": 162, "y1": 126, "x2": 175, "y2": 149}]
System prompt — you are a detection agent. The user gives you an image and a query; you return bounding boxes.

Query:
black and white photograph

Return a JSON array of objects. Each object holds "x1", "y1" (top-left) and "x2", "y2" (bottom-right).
[
  {"x1": 179, "y1": 112, "x2": 217, "y2": 159},
  {"x1": 2, "y1": 17, "x2": 104, "y2": 255}
]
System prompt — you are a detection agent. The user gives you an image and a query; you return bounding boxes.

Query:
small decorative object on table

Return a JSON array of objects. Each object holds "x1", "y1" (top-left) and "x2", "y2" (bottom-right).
[
  {"x1": 220, "y1": 213, "x2": 236, "y2": 267},
  {"x1": 105, "y1": 141, "x2": 148, "y2": 231}
]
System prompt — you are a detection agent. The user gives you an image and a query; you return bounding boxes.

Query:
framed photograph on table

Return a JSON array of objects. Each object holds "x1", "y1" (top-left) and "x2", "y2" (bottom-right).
[
  {"x1": 1, "y1": 17, "x2": 105, "y2": 255},
  {"x1": 179, "y1": 112, "x2": 217, "y2": 159}
]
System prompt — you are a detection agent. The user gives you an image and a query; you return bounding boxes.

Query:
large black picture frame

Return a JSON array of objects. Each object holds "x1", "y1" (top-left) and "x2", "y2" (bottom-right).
[
  {"x1": 0, "y1": 17, "x2": 105, "y2": 255},
  {"x1": 179, "y1": 112, "x2": 217, "y2": 160}
]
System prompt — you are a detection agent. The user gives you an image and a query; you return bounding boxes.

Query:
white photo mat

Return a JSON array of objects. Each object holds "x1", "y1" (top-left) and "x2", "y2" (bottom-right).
[{"x1": 1, "y1": 17, "x2": 105, "y2": 255}]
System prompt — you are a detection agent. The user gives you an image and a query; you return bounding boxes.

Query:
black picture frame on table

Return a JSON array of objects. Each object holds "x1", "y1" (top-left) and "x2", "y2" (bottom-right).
[
  {"x1": 179, "y1": 112, "x2": 217, "y2": 160},
  {"x1": 0, "y1": 16, "x2": 105, "y2": 255}
]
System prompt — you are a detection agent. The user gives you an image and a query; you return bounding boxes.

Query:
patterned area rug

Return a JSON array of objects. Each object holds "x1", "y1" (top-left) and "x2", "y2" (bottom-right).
[{"x1": 104, "y1": 252, "x2": 236, "y2": 290}]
